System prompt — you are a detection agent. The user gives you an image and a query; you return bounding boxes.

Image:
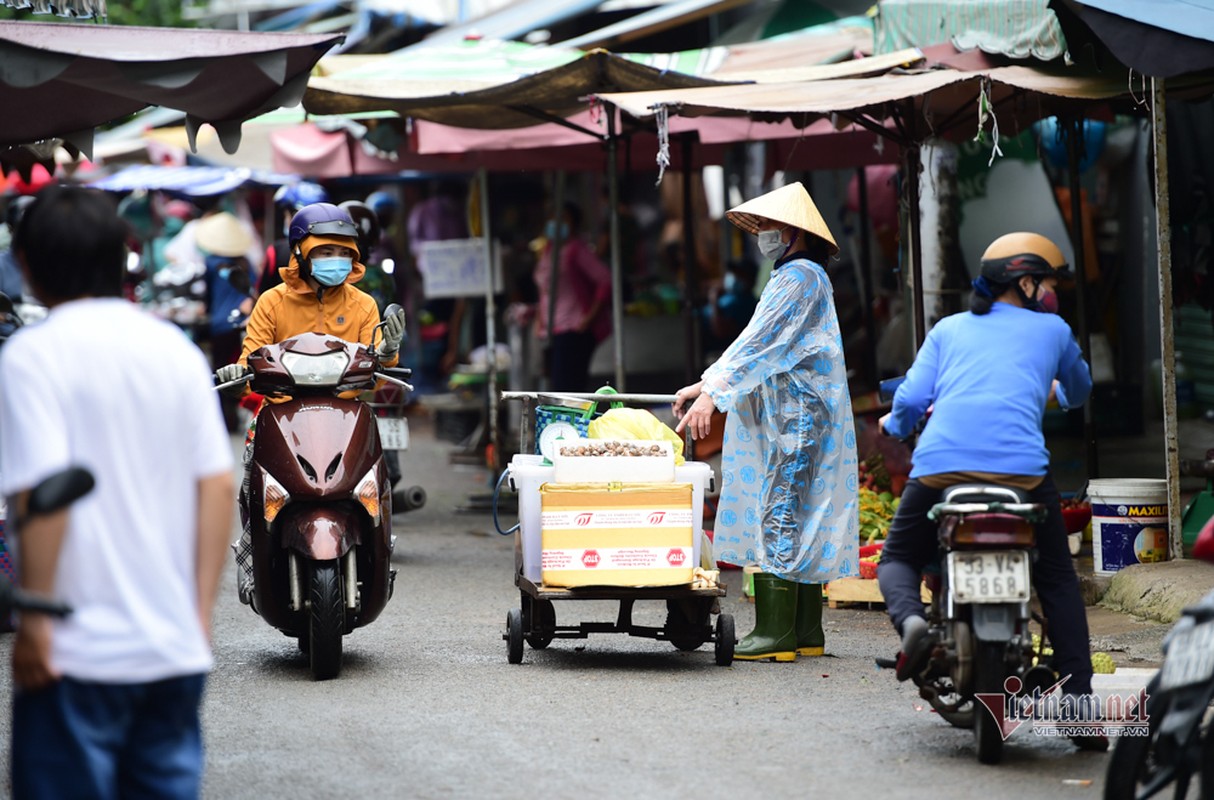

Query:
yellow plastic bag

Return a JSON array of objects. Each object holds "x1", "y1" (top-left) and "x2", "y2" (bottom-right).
[{"x1": 587, "y1": 407, "x2": 685, "y2": 465}]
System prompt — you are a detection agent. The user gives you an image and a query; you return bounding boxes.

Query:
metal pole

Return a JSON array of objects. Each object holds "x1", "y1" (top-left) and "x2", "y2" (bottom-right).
[
  {"x1": 478, "y1": 167, "x2": 499, "y2": 475},
  {"x1": 545, "y1": 171, "x2": 566, "y2": 390},
  {"x1": 906, "y1": 145, "x2": 925, "y2": 350},
  {"x1": 607, "y1": 110, "x2": 627, "y2": 391},
  {"x1": 1152, "y1": 78, "x2": 1182, "y2": 560},
  {"x1": 855, "y1": 167, "x2": 879, "y2": 386},
  {"x1": 1066, "y1": 119, "x2": 1099, "y2": 481},
  {"x1": 682, "y1": 135, "x2": 702, "y2": 384}
]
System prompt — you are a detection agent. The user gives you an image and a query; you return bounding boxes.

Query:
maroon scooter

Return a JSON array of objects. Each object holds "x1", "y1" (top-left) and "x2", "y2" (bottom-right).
[{"x1": 219, "y1": 307, "x2": 411, "y2": 679}]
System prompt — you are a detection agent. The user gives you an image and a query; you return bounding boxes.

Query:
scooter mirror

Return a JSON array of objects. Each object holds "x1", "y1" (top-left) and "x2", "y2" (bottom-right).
[
  {"x1": 27, "y1": 466, "x2": 95, "y2": 517},
  {"x1": 383, "y1": 303, "x2": 402, "y2": 319}
]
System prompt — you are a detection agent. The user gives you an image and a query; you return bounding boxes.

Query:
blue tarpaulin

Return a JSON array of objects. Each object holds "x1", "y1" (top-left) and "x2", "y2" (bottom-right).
[{"x1": 90, "y1": 165, "x2": 295, "y2": 196}]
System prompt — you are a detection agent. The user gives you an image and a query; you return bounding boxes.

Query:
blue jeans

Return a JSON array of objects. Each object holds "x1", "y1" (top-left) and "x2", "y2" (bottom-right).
[{"x1": 12, "y1": 673, "x2": 206, "y2": 800}]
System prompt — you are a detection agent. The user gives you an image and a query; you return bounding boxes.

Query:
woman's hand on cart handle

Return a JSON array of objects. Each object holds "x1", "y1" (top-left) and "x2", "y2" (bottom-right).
[
  {"x1": 675, "y1": 391, "x2": 714, "y2": 440},
  {"x1": 672, "y1": 380, "x2": 703, "y2": 419}
]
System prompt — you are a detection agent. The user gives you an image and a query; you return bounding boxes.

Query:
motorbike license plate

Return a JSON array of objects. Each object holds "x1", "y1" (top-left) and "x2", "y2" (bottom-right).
[
  {"x1": 376, "y1": 417, "x2": 410, "y2": 451},
  {"x1": 948, "y1": 551, "x2": 1031, "y2": 603},
  {"x1": 1159, "y1": 619, "x2": 1214, "y2": 690}
]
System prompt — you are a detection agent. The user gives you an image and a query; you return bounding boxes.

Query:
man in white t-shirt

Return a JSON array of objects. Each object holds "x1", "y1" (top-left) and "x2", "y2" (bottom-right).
[{"x1": 0, "y1": 186, "x2": 234, "y2": 799}]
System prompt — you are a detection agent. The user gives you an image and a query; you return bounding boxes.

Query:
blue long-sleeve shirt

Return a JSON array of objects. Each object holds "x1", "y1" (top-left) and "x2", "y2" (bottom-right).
[{"x1": 885, "y1": 302, "x2": 1092, "y2": 478}]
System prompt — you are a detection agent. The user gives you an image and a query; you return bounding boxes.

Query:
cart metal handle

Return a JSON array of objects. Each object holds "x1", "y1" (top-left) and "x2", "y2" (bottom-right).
[{"x1": 501, "y1": 391, "x2": 679, "y2": 404}]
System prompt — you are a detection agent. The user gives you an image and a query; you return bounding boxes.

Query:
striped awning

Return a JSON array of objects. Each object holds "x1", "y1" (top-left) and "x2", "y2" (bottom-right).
[{"x1": 874, "y1": 0, "x2": 1069, "y2": 61}]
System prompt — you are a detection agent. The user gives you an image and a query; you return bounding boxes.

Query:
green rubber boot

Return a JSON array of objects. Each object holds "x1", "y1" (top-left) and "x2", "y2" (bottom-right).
[
  {"x1": 735, "y1": 574, "x2": 798, "y2": 662},
  {"x1": 795, "y1": 582, "x2": 825, "y2": 656}
]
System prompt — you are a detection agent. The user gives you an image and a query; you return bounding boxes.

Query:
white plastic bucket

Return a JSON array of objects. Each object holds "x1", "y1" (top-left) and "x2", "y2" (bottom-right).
[{"x1": 1088, "y1": 478, "x2": 1169, "y2": 575}]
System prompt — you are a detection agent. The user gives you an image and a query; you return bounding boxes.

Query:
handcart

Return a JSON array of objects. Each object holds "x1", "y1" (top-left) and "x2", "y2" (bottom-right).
[{"x1": 496, "y1": 390, "x2": 735, "y2": 666}]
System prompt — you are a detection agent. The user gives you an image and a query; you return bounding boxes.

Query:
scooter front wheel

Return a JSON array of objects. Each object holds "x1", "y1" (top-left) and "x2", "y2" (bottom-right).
[{"x1": 308, "y1": 561, "x2": 344, "y2": 680}]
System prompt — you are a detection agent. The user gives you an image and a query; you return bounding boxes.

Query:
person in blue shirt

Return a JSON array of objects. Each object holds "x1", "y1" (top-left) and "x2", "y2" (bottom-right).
[{"x1": 877, "y1": 232, "x2": 1102, "y2": 749}]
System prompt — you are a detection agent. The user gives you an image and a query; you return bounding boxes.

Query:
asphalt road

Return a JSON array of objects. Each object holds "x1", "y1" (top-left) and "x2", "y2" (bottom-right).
[{"x1": 0, "y1": 413, "x2": 1179, "y2": 799}]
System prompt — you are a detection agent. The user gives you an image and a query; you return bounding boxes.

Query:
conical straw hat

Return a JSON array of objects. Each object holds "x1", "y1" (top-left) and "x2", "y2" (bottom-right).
[
  {"x1": 194, "y1": 212, "x2": 253, "y2": 258},
  {"x1": 726, "y1": 182, "x2": 838, "y2": 255}
]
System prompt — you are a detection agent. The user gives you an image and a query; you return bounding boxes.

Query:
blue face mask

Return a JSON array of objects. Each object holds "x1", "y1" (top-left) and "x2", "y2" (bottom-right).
[
  {"x1": 545, "y1": 220, "x2": 570, "y2": 240},
  {"x1": 311, "y1": 257, "x2": 353, "y2": 287}
]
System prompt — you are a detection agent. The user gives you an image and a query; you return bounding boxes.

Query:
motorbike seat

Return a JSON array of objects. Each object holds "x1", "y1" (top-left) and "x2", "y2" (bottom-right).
[{"x1": 941, "y1": 483, "x2": 1030, "y2": 505}]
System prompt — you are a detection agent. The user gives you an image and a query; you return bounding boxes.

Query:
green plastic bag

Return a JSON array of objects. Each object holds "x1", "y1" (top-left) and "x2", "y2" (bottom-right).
[{"x1": 587, "y1": 407, "x2": 685, "y2": 465}]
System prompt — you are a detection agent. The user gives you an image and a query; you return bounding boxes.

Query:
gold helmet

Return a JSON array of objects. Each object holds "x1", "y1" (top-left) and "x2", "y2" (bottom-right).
[{"x1": 979, "y1": 232, "x2": 1070, "y2": 283}]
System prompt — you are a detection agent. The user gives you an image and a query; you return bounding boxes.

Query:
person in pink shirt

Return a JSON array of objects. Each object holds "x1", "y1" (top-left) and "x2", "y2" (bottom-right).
[{"x1": 532, "y1": 202, "x2": 612, "y2": 391}]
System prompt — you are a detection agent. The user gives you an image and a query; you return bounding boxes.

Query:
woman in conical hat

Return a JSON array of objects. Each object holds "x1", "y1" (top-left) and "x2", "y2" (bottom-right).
[{"x1": 673, "y1": 181, "x2": 859, "y2": 662}]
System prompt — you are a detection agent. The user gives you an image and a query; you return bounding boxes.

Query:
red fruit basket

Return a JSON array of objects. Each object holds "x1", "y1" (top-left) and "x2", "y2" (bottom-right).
[
  {"x1": 1061, "y1": 504, "x2": 1092, "y2": 534},
  {"x1": 858, "y1": 542, "x2": 883, "y2": 580}
]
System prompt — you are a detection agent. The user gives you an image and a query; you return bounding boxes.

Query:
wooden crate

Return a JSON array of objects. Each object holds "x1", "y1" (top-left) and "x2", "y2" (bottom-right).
[{"x1": 826, "y1": 577, "x2": 932, "y2": 609}]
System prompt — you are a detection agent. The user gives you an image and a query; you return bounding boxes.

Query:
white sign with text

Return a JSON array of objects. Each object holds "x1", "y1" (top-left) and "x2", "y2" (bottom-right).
[{"x1": 416, "y1": 238, "x2": 502, "y2": 299}]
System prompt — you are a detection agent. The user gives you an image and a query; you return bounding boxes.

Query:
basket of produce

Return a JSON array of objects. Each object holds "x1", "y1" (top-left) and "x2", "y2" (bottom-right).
[
  {"x1": 1060, "y1": 498, "x2": 1092, "y2": 533},
  {"x1": 858, "y1": 542, "x2": 883, "y2": 580}
]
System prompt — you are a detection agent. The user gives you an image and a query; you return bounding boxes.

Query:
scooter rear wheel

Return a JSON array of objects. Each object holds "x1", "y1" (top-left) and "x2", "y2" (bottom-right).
[
  {"x1": 308, "y1": 561, "x2": 344, "y2": 680},
  {"x1": 973, "y1": 641, "x2": 1006, "y2": 765}
]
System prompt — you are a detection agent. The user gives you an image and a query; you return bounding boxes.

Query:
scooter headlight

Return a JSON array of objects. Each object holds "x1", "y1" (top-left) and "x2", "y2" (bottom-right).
[
  {"x1": 355, "y1": 466, "x2": 382, "y2": 524},
  {"x1": 262, "y1": 469, "x2": 290, "y2": 524},
  {"x1": 280, "y1": 350, "x2": 350, "y2": 387}
]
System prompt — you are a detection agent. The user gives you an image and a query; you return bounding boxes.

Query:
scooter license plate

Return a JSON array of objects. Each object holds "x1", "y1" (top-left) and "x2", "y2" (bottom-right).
[
  {"x1": 376, "y1": 417, "x2": 410, "y2": 451},
  {"x1": 947, "y1": 551, "x2": 1030, "y2": 603},
  {"x1": 1159, "y1": 619, "x2": 1214, "y2": 691}
]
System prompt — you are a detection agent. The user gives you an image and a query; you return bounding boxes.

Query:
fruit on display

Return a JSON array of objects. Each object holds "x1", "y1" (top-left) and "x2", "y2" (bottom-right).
[
  {"x1": 558, "y1": 441, "x2": 667, "y2": 457},
  {"x1": 858, "y1": 454, "x2": 891, "y2": 492},
  {"x1": 860, "y1": 487, "x2": 899, "y2": 545}
]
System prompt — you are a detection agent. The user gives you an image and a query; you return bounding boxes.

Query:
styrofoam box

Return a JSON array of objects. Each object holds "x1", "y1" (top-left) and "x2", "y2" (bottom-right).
[
  {"x1": 508, "y1": 454, "x2": 714, "y2": 584},
  {"x1": 552, "y1": 439, "x2": 675, "y2": 484}
]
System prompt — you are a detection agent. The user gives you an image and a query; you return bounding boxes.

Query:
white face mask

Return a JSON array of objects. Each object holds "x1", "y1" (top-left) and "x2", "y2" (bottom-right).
[{"x1": 757, "y1": 228, "x2": 786, "y2": 260}]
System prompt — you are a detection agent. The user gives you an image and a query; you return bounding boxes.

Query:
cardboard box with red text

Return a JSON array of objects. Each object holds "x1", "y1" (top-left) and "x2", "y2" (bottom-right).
[{"x1": 540, "y1": 483, "x2": 694, "y2": 588}]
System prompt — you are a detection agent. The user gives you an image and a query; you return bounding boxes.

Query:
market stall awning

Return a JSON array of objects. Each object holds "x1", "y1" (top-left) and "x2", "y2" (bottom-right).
[
  {"x1": 302, "y1": 38, "x2": 731, "y2": 127},
  {"x1": 874, "y1": 0, "x2": 1069, "y2": 60},
  {"x1": 599, "y1": 64, "x2": 1214, "y2": 142},
  {"x1": 1053, "y1": 0, "x2": 1214, "y2": 78},
  {"x1": 0, "y1": 21, "x2": 343, "y2": 154},
  {"x1": 88, "y1": 163, "x2": 294, "y2": 196}
]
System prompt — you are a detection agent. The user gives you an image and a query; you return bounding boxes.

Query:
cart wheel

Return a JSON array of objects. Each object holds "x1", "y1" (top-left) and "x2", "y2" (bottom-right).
[
  {"x1": 665, "y1": 598, "x2": 708, "y2": 651},
  {"x1": 506, "y1": 608, "x2": 524, "y2": 664},
  {"x1": 525, "y1": 599, "x2": 556, "y2": 650},
  {"x1": 714, "y1": 613, "x2": 735, "y2": 666}
]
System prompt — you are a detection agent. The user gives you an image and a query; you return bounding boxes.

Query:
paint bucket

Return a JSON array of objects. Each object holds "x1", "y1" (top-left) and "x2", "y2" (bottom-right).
[{"x1": 1088, "y1": 479, "x2": 1169, "y2": 575}]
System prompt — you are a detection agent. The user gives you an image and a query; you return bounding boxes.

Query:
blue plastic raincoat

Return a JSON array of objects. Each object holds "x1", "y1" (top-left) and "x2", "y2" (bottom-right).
[{"x1": 704, "y1": 257, "x2": 859, "y2": 583}]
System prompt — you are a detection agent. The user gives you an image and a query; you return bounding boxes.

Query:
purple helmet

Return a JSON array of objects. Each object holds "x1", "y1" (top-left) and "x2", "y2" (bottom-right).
[{"x1": 288, "y1": 203, "x2": 360, "y2": 255}]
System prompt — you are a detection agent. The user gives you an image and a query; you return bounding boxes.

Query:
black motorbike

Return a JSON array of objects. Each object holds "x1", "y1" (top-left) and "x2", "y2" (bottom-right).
[
  {"x1": 0, "y1": 467, "x2": 95, "y2": 620},
  {"x1": 1104, "y1": 527, "x2": 1214, "y2": 800}
]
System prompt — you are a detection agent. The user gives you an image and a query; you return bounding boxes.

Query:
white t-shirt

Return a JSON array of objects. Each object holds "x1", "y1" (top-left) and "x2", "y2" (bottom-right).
[{"x1": 0, "y1": 299, "x2": 233, "y2": 683}]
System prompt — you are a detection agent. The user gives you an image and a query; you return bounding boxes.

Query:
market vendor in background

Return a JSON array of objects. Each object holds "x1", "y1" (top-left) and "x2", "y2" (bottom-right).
[
  {"x1": 673, "y1": 182, "x2": 859, "y2": 662},
  {"x1": 700, "y1": 257, "x2": 758, "y2": 356},
  {"x1": 874, "y1": 233, "x2": 1102, "y2": 749},
  {"x1": 196, "y1": 212, "x2": 255, "y2": 433},
  {"x1": 533, "y1": 201, "x2": 612, "y2": 392}
]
